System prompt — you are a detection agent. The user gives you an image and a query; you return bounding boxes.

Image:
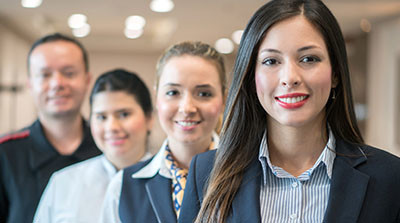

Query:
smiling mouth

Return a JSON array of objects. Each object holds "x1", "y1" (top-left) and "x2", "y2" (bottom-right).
[
  {"x1": 276, "y1": 95, "x2": 308, "y2": 104},
  {"x1": 176, "y1": 121, "x2": 201, "y2": 127},
  {"x1": 106, "y1": 137, "x2": 128, "y2": 145},
  {"x1": 48, "y1": 95, "x2": 70, "y2": 101}
]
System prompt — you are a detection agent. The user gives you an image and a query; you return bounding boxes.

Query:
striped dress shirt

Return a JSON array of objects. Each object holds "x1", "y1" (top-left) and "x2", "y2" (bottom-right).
[{"x1": 258, "y1": 129, "x2": 336, "y2": 223}]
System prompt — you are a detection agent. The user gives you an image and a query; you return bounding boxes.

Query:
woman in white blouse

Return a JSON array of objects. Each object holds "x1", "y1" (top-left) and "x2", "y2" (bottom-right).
[{"x1": 33, "y1": 69, "x2": 154, "y2": 222}]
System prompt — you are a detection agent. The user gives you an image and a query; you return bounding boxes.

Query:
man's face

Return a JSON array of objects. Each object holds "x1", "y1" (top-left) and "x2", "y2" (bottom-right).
[{"x1": 28, "y1": 40, "x2": 90, "y2": 119}]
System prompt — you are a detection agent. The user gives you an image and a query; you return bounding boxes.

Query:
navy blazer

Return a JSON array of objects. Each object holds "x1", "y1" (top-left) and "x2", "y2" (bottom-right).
[
  {"x1": 119, "y1": 158, "x2": 177, "y2": 223},
  {"x1": 179, "y1": 139, "x2": 400, "y2": 223}
]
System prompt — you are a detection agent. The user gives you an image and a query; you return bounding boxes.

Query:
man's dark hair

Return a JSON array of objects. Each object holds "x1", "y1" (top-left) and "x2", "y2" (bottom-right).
[{"x1": 27, "y1": 33, "x2": 89, "y2": 73}]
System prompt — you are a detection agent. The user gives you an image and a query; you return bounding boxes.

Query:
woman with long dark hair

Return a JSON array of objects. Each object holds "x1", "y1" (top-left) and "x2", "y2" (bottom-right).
[{"x1": 179, "y1": 0, "x2": 400, "y2": 222}]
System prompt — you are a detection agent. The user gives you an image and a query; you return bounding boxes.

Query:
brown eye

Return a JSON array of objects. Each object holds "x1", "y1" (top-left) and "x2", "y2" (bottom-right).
[
  {"x1": 300, "y1": 56, "x2": 321, "y2": 63},
  {"x1": 96, "y1": 114, "x2": 106, "y2": 121},
  {"x1": 166, "y1": 90, "x2": 179, "y2": 96},
  {"x1": 118, "y1": 111, "x2": 131, "y2": 119},
  {"x1": 198, "y1": 91, "x2": 212, "y2": 97},
  {"x1": 262, "y1": 58, "x2": 279, "y2": 66}
]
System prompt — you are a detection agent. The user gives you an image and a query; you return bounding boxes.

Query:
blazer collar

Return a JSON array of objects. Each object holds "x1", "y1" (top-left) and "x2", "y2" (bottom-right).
[
  {"x1": 323, "y1": 139, "x2": 369, "y2": 223},
  {"x1": 145, "y1": 174, "x2": 177, "y2": 223},
  {"x1": 230, "y1": 158, "x2": 262, "y2": 223}
]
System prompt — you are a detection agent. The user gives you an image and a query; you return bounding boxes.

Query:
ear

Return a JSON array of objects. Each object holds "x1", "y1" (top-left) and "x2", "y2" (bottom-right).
[
  {"x1": 85, "y1": 71, "x2": 92, "y2": 85},
  {"x1": 146, "y1": 114, "x2": 155, "y2": 131},
  {"x1": 331, "y1": 73, "x2": 339, "y2": 88}
]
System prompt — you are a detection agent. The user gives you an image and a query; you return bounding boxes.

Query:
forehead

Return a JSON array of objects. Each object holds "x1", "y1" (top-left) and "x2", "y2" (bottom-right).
[
  {"x1": 159, "y1": 55, "x2": 221, "y2": 87},
  {"x1": 29, "y1": 40, "x2": 84, "y2": 69},
  {"x1": 92, "y1": 91, "x2": 139, "y2": 111},
  {"x1": 259, "y1": 15, "x2": 327, "y2": 52}
]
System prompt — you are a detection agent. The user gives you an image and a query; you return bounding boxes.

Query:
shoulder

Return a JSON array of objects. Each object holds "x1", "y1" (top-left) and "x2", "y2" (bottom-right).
[
  {"x1": 0, "y1": 129, "x2": 30, "y2": 145},
  {"x1": 189, "y1": 150, "x2": 216, "y2": 184},
  {"x1": 192, "y1": 150, "x2": 216, "y2": 169},
  {"x1": 123, "y1": 158, "x2": 154, "y2": 177},
  {"x1": 360, "y1": 145, "x2": 400, "y2": 172},
  {"x1": 0, "y1": 128, "x2": 31, "y2": 159},
  {"x1": 52, "y1": 155, "x2": 104, "y2": 179}
]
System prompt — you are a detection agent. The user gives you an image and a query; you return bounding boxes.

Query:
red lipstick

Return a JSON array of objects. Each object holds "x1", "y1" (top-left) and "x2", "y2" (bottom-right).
[{"x1": 275, "y1": 93, "x2": 309, "y2": 109}]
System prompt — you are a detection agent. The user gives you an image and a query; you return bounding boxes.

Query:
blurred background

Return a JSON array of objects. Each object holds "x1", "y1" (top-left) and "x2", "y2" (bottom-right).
[{"x1": 0, "y1": 0, "x2": 399, "y2": 155}]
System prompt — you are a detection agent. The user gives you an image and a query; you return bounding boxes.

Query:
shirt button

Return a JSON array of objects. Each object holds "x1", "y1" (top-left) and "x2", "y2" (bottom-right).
[
  {"x1": 290, "y1": 213, "x2": 298, "y2": 219},
  {"x1": 292, "y1": 182, "x2": 298, "y2": 188}
]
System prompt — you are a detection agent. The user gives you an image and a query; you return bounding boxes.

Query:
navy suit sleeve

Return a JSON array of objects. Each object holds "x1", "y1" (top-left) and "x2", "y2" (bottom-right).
[
  {"x1": 0, "y1": 149, "x2": 9, "y2": 223},
  {"x1": 179, "y1": 154, "x2": 201, "y2": 223},
  {"x1": 0, "y1": 177, "x2": 8, "y2": 223}
]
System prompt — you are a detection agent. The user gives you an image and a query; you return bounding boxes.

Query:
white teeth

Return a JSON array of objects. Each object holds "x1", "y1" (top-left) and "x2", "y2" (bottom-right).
[
  {"x1": 177, "y1": 121, "x2": 198, "y2": 126},
  {"x1": 279, "y1": 96, "x2": 307, "y2": 104}
]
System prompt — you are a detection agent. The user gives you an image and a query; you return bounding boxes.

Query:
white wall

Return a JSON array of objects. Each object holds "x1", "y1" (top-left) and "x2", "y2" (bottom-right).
[
  {"x1": 366, "y1": 16, "x2": 400, "y2": 156},
  {"x1": 0, "y1": 23, "x2": 36, "y2": 134}
]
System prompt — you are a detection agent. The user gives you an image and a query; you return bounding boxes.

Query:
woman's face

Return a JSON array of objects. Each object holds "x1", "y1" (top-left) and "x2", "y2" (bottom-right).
[
  {"x1": 255, "y1": 15, "x2": 336, "y2": 129},
  {"x1": 156, "y1": 55, "x2": 224, "y2": 146},
  {"x1": 90, "y1": 91, "x2": 152, "y2": 164}
]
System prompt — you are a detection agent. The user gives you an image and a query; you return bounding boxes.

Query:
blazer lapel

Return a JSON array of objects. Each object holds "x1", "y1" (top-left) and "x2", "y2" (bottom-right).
[
  {"x1": 230, "y1": 159, "x2": 262, "y2": 223},
  {"x1": 145, "y1": 174, "x2": 177, "y2": 223},
  {"x1": 323, "y1": 140, "x2": 369, "y2": 223}
]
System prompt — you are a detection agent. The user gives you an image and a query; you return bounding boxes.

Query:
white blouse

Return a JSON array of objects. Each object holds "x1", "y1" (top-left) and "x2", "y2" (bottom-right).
[{"x1": 33, "y1": 153, "x2": 152, "y2": 223}]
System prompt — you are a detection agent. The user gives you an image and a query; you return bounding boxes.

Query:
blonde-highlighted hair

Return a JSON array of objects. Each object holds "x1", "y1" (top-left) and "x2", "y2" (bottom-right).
[{"x1": 155, "y1": 41, "x2": 226, "y2": 94}]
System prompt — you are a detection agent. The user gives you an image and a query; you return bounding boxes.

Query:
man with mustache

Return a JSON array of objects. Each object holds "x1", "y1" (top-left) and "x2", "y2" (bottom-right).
[{"x1": 0, "y1": 33, "x2": 101, "y2": 223}]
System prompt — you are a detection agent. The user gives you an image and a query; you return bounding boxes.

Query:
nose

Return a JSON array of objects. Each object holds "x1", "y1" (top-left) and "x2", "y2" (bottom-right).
[
  {"x1": 179, "y1": 94, "x2": 197, "y2": 115},
  {"x1": 48, "y1": 71, "x2": 66, "y2": 89},
  {"x1": 280, "y1": 61, "x2": 302, "y2": 88},
  {"x1": 105, "y1": 116, "x2": 122, "y2": 132}
]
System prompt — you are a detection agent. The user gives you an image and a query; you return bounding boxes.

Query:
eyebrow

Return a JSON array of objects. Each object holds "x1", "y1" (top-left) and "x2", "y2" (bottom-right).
[
  {"x1": 259, "y1": 45, "x2": 321, "y2": 55},
  {"x1": 162, "y1": 83, "x2": 214, "y2": 88},
  {"x1": 162, "y1": 83, "x2": 181, "y2": 87},
  {"x1": 40, "y1": 65, "x2": 76, "y2": 73},
  {"x1": 196, "y1": 84, "x2": 213, "y2": 88},
  {"x1": 92, "y1": 108, "x2": 132, "y2": 114}
]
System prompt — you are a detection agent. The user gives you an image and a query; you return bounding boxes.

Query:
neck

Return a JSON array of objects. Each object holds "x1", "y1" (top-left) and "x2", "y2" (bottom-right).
[
  {"x1": 112, "y1": 147, "x2": 146, "y2": 171},
  {"x1": 267, "y1": 119, "x2": 328, "y2": 177},
  {"x1": 39, "y1": 113, "x2": 84, "y2": 155},
  {"x1": 168, "y1": 135, "x2": 213, "y2": 169}
]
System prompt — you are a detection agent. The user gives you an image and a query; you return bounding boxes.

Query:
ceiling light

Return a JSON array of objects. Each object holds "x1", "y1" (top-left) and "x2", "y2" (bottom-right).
[
  {"x1": 150, "y1": 0, "x2": 174, "y2": 13},
  {"x1": 124, "y1": 28, "x2": 144, "y2": 39},
  {"x1": 68, "y1": 14, "x2": 87, "y2": 29},
  {"x1": 72, "y1": 23, "x2": 91, "y2": 38},
  {"x1": 215, "y1": 38, "x2": 234, "y2": 54},
  {"x1": 360, "y1": 19, "x2": 372, "y2": 33},
  {"x1": 231, "y1": 30, "x2": 244, "y2": 45},
  {"x1": 21, "y1": 0, "x2": 42, "y2": 8},
  {"x1": 125, "y1": 15, "x2": 146, "y2": 30}
]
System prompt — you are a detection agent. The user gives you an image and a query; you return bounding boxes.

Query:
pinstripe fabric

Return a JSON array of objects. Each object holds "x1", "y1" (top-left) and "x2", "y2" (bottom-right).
[{"x1": 258, "y1": 129, "x2": 336, "y2": 223}]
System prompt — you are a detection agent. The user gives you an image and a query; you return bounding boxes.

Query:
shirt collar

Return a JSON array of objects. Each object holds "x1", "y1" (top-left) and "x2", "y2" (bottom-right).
[
  {"x1": 132, "y1": 132, "x2": 219, "y2": 179},
  {"x1": 29, "y1": 119, "x2": 100, "y2": 170},
  {"x1": 258, "y1": 127, "x2": 336, "y2": 184},
  {"x1": 102, "y1": 152, "x2": 153, "y2": 179}
]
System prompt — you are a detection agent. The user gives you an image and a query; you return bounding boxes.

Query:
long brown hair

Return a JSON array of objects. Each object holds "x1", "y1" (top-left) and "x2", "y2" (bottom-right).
[{"x1": 196, "y1": 0, "x2": 364, "y2": 222}]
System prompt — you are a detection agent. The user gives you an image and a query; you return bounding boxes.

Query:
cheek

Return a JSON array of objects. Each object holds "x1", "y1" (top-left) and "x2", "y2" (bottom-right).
[
  {"x1": 127, "y1": 117, "x2": 148, "y2": 134},
  {"x1": 90, "y1": 122, "x2": 104, "y2": 149},
  {"x1": 72, "y1": 79, "x2": 88, "y2": 93},
  {"x1": 31, "y1": 80, "x2": 45, "y2": 94},
  {"x1": 156, "y1": 99, "x2": 174, "y2": 121},
  {"x1": 203, "y1": 98, "x2": 224, "y2": 119},
  {"x1": 255, "y1": 72, "x2": 272, "y2": 100},
  {"x1": 312, "y1": 70, "x2": 333, "y2": 95}
]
